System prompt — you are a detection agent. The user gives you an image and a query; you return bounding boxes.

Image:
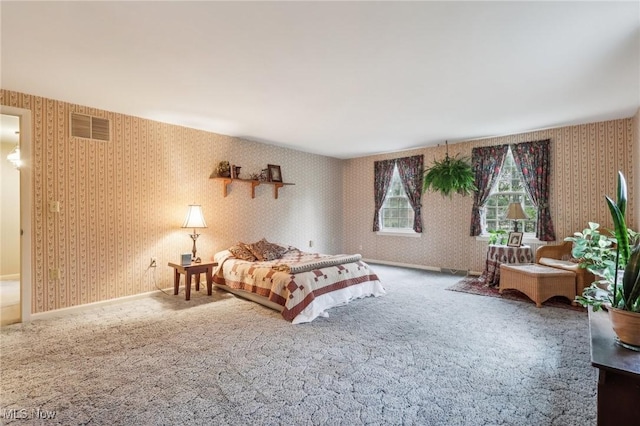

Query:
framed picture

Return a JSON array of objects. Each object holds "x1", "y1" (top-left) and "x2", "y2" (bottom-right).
[
  {"x1": 267, "y1": 164, "x2": 282, "y2": 182},
  {"x1": 507, "y1": 232, "x2": 523, "y2": 247}
]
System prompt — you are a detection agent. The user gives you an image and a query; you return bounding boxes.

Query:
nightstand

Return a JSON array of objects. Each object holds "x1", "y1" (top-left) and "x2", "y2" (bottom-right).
[{"x1": 168, "y1": 261, "x2": 218, "y2": 301}]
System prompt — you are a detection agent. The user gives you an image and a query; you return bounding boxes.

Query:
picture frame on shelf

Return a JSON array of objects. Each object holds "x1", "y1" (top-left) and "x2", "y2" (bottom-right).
[
  {"x1": 267, "y1": 164, "x2": 282, "y2": 182},
  {"x1": 507, "y1": 232, "x2": 523, "y2": 247}
]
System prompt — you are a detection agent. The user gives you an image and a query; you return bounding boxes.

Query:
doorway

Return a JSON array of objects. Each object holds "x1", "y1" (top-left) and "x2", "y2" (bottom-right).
[
  {"x1": 0, "y1": 106, "x2": 32, "y2": 325},
  {"x1": 0, "y1": 114, "x2": 21, "y2": 325}
]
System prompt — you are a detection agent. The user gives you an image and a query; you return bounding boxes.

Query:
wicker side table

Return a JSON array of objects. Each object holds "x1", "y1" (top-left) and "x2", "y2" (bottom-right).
[{"x1": 499, "y1": 263, "x2": 576, "y2": 308}]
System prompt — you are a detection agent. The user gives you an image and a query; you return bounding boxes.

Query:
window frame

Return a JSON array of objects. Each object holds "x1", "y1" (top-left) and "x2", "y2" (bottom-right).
[
  {"x1": 480, "y1": 148, "x2": 538, "y2": 239},
  {"x1": 377, "y1": 164, "x2": 420, "y2": 236}
]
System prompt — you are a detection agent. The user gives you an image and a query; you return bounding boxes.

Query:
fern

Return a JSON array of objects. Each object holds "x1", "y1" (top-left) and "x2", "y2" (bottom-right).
[{"x1": 423, "y1": 153, "x2": 476, "y2": 198}]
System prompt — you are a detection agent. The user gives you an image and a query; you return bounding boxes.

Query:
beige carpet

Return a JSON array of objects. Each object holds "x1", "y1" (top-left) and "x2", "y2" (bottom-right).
[{"x1": 0, "y1": 265, "x2": 596, "y2": 425}]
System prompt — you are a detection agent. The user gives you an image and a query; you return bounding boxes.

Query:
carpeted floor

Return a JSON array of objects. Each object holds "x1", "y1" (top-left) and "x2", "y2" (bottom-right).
[
  {"x1": 447, "y1": 276, "x2": 586, "y2": 312},
  {"x1": 0, "y1": 264, "x2": 596, "y2": 425}
]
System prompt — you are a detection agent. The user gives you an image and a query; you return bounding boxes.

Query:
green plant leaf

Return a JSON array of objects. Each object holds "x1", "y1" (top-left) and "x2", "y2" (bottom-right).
[
  {"x1": 605, "y1": 195, "x2": 630, "y2": 265},
  {"x1": 622, "y1": 243, "x2": 640, "y2": 311},
  {"x1": 423, "y1": 153, "x2": 476, "y2": 198}
]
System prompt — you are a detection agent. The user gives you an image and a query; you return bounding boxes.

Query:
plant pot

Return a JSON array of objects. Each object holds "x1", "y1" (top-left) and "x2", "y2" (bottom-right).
[{"x1": 609, "y1": 307, "x2": 640, "y2": 348}]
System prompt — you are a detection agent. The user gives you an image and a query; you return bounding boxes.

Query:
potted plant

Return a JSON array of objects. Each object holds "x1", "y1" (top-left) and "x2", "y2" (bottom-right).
[
  {"x1": 564, "y1": 222, "x2": 617, "y2": 288},
  {"x1": 488, "y1": 229, "x2": 507, "y2": 245},
  {"x1": 423, "y1": 142, "x2": 476, "y2": 198},
  {"x1": 574, "y1": 172, "x2": 640, "y2": 349}
]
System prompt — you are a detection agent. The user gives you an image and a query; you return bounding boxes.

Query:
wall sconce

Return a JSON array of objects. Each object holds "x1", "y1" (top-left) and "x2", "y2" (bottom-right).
[
  {"x1": 505, "y1": 202, "x2": 528, "y2": 232},
  {"x1": 6, "y1": 146, "x2": 21, "y2": 169},
  {"x1": 182, "y1": 204, "x2": 207, "y2": 263}
]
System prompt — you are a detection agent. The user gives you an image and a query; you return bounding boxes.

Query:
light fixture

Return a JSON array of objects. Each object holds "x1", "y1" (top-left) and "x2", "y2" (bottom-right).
[
  {"x1": 182, "y1": 204, "x2": 207, "y2": 263},
  {"x1": 6, "y1": 145, "x2": 21, "y2": 169},
  {"x1": 505, "y1": 202, "x2": 528, "y2": 232}
]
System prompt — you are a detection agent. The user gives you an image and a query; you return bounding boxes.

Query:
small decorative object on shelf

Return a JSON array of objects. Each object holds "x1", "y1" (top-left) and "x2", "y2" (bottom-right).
[
  {"x1": 216, "y1": 161, "x2": 230, "y2": 177},
  {"x1": 249, "y1": 172, "x2": 260, "y2": 180},
  {"x1": 260, "y1": 169, "x2": 268, "y2": 182},
  {"x1": 230, "y1": 165, "x2": 241, "y2": 179},
  {"x1": 268, "y1": 164, "x2": 282, "y2": 182}
]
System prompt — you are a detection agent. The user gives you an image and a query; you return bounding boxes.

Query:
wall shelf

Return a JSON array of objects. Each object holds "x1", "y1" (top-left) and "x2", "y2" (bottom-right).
[{"x1": 212, "y1": 177, "x2": 294, "y2": 199}]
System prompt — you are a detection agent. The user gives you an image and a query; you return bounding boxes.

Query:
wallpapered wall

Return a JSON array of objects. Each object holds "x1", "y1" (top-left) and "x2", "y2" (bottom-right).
[
  {"x1": 343, "y1": 116, "x2": 637, "y2": 274},
  {"x1": 0, "y1": 90, "x2": 343, "y2": 314},
  {"x1": 634, "y1": 109, "x2": 640, "y2": 228}
]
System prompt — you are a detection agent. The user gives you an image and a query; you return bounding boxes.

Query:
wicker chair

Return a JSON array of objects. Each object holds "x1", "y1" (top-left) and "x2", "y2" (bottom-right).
[{"x1": 535, "y1": 241, "x2": 596, "y2": 297}]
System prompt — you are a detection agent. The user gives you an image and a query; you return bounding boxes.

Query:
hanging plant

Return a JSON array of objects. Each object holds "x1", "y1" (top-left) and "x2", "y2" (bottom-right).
[{"x1": 423, "y1": 141, "x2": 476, "y2": 197}]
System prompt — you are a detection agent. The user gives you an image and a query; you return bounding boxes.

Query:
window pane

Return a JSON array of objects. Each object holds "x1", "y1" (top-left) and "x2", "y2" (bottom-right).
[
  {"x1": 380, "y1": 165, "x2": 415, "y2": 230},
  {"x1": 481, "y1": 148, "x2": 538, "y2": 235}
]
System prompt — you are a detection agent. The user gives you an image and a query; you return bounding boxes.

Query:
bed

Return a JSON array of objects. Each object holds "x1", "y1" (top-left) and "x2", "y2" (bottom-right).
[{"x1": 212, "y1": 242, "x2": 385, "y2": 324}]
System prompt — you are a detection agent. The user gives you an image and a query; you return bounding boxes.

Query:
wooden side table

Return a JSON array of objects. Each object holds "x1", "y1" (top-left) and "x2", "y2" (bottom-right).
[
  {"x1": 168, "y1": 261, "x2": 218, "y2": 301},
  {"x1": 589, "y1": 307, "x2": 640, "y2": 425}
]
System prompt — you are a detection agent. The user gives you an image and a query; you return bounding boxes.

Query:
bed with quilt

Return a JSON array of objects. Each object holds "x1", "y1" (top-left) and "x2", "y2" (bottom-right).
[{"x1": 212, "y1": 239, "x2": 385, "y2": 324}]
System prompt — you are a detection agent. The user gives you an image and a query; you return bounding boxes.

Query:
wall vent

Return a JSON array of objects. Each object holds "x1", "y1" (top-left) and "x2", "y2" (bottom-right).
[{"x1": 71, "y1": 113, "x2": 110, "y2": 141}]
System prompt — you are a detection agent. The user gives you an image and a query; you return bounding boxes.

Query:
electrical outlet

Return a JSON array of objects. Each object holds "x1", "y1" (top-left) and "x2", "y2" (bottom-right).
[{"x1": 150, "y1": 257, "x2": 157, "y2": 268}]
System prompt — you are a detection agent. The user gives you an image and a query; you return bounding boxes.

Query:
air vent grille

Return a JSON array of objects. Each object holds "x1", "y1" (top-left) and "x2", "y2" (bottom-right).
[{"x1": 71, "y1": 113, "x2": 110, "y2": 141}]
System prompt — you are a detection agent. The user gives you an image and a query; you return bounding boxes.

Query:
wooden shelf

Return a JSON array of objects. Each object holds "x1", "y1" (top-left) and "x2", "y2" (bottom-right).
[{"x1": 212, "y1": 177, "x2": 294, "y2": 199}]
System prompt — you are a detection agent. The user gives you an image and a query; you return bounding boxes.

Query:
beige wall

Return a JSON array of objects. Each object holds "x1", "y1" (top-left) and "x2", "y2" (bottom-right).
[
  {"x1": 344, "y1": 118, "x2": 636, "y2": 273},
  {"x1": 0, "y1": 90, "x2": 343, "y2": 314},
  {"x1": 2, "y1": 87, "x2": 636, "y2": 313},
  {"x1": 0, "y1": 141, "x2": 21, "y2": 277}
]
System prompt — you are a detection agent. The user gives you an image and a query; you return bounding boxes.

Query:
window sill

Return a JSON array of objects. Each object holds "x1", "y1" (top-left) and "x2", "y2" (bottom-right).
[
  {"x1": 376, "y1": 230, "x2": 422, "y2": 238},
  {"x1": 475, "y1": 235, "x2": 547, "y2": 245}
]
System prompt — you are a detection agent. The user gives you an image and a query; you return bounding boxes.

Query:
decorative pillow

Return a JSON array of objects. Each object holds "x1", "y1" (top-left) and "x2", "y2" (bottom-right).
[
  {"x1": 247, "y1": 238, "x2": 287, "y2": 261},
  {"x1": 228, "y1": 243, "x2": 257, "y2": 262}
]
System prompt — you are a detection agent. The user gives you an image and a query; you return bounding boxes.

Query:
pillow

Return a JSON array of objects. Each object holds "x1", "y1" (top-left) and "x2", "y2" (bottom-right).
[
  {"x1": 246, "y1": 238, "x2": 287, "y2": 261},
  {"x1": 228, "y1": 243, "x2": 257, "y2": 262}
]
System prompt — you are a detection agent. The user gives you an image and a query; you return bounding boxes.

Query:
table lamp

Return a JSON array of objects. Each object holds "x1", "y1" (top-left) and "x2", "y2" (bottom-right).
[
  {"x1": 182, "y1": 204, "x2": 207, "y2": 263},
  {"x1": 505, "y1": 202, "x2": 528, "y2": 232}
]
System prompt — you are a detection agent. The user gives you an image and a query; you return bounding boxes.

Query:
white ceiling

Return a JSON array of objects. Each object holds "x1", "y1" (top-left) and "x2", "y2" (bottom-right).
[{"x1": 1, "y1": 1, "x2": 638, "y2": 159}]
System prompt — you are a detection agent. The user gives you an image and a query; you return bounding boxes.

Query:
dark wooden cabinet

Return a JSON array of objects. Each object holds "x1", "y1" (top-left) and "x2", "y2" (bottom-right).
[{"x1": 588, "y1": 307, "x2": 640, "y2": 425}]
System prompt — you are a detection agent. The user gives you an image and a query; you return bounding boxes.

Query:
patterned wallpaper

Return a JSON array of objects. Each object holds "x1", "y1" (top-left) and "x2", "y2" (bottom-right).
[
  {"x1": 634, "y1": 109, "x2": 640, "y2": 228},
  {"x1": 0, "y1": 90, "x2": 343, "y2": 314},
  {"x1": 2, "y1": 87, "x2": 637, "y2": 314},
  {"x1": 343, "y1": 117, "x2": 637, "y2": 274}
]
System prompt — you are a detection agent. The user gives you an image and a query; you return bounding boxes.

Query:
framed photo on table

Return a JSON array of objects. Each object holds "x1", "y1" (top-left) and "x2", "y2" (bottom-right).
[
  {"x1": 507, "y1": 232, "x2": 523, "y2": 247},
  {"x1": 267, "y1": 164, "x2": 282, "y2": 182}
]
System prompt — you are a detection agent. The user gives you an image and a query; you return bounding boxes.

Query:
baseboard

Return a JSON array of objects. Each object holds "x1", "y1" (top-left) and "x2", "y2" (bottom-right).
[
  {"x1": 30, "y1": 287, "x2": 174, "y2": 322},
  {"x1": 0, "y1": 274, "x2": 20, "y2": 281},
  {"x1": 363, "y1": 258, "x2": 475, "y2": 276}
]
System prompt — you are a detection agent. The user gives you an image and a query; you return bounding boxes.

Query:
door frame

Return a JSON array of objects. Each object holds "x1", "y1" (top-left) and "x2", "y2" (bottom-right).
[{"x1": 1, "y1": 106, "x2": 32, "y2": 322}]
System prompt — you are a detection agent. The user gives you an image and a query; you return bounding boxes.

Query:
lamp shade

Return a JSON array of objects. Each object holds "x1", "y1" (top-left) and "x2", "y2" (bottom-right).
[
  {"x1": 505, "y1": 202, "x2": 528, "y2": 220},
  {"x1": 182, "y1": 204, "x2": 207, "y2": 228}
]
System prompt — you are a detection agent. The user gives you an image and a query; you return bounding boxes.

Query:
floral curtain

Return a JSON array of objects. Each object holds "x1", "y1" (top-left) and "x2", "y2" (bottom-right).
[
  {"x1": 396, "y1": 155, "x2": 424, "y2": 233},
  {"x1": 469, "y1": 144, "x2": 509, "y2": 236},
  {"x1": 510, "y1": 139, "x2": 556, "y2": 241},
  {"x1": 373, "y1": 159, "x2": 396, "y2": 231}
]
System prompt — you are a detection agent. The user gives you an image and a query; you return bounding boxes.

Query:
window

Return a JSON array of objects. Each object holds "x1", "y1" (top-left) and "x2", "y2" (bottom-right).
[
  {"x1": 483, "y1": 149, "x2": 537, "y2": 234},
  {"x1": 380, "y1": 165, "x2": 415, "y2": 231}
]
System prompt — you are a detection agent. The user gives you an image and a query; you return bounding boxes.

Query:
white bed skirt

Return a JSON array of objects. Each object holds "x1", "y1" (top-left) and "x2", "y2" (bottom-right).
[{"x1": 214, "y1": 280, "x2": 386, "y2": 324}]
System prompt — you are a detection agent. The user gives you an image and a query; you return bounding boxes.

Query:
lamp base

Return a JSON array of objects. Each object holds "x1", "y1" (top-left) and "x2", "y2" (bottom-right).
[{"x1": 189, "y1": 232, "x2": 201, "y2": 263}]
